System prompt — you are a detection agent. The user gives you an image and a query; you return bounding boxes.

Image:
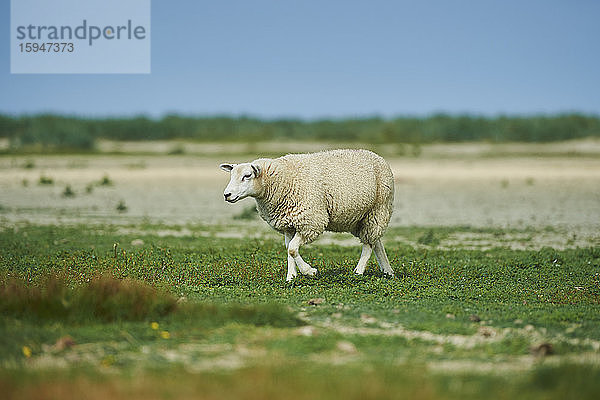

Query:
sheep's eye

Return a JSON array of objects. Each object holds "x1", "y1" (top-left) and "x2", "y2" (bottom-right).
[{"x1": 242, "y1": 173, "x2": 252, "y2": 180}]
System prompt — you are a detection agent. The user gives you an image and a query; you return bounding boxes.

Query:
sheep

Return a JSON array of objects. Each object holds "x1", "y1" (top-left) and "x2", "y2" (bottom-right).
[{"x1": 220, "y1": 149, "x2": 395, "y2": 281}]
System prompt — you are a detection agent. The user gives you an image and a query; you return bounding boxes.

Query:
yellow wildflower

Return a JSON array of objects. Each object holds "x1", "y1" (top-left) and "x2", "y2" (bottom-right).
[
  {"x1": 101, "y1": 355, "x2": 115, "y2": 367},
  {"x1": 22, "y1": 346, "x2": 32, "y2": 358},
  {"x1": 151, "y1": 322, "x2": 159, "y2": 330},
  {"x1": 160, "y1": 331, "x2": 170, "y2": 339}
]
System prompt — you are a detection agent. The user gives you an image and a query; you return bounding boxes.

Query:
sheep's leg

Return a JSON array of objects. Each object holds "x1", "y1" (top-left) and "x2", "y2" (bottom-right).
[
  {"x1": 373, "y1": 239, "x2": 394, "y2": 276},
  {"x1": 286, "y1": 231, "x2": 315, "y2": 277},
  {"x1": 284, "y1": 232, "x2": 297, "y2": 281},
  {"x1": 353, "y1": 243, "x2": 372, "y2": 275},
  {"x1": 288, "y1": 232, "x2": 317, "y2": 277}
]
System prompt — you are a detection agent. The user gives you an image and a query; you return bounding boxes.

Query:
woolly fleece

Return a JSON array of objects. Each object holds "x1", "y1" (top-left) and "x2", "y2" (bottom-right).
[{"x1": 251, "y1": 149, "x2": 394, "y2": 246}]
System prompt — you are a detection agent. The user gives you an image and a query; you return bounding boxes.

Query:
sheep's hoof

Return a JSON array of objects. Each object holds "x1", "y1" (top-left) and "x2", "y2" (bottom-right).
[
  {"x1": 379, "y1": 266, "x2": 395, "y2": 276},
  {"x1": 286, "y1": 272, "x2": 297, "y2": 281},
  {"x1": 303, "y1": 267, "x2": 318, "y2": 277},
  {"x1": 286, "y1": 270, "x2": 298, "y2": 281}
]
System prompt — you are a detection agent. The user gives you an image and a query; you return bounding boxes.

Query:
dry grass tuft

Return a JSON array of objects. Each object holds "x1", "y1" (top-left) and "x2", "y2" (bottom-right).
[{"x1": 0, "y1": 274, "x2": 177, "y2": 322}]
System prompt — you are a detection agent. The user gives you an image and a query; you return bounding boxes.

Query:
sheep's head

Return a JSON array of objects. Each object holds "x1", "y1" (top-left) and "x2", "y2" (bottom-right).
[{"x1": 219, "y1": 162, "x2": 261, "y2": 203}]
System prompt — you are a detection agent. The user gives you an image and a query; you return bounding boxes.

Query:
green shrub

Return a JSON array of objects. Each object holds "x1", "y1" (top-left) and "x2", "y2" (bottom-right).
[
  {"x1": 62, "y1": 185, "x2": 75, "y2": 197},
  {"x1": 38, "y1": 175, "x2": 53, "y2": 185},
  {"x1": 2, "y1": 113, "x2": 600, "y2": 148}
]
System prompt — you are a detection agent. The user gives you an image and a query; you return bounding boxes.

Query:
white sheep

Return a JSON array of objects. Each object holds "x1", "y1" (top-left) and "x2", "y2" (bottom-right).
[{"x1": 220, "y1": 149, "x2": 395, "y2": 281}]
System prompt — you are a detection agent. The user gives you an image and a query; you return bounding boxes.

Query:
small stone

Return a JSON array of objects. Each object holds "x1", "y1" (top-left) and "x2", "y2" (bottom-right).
[
  {"x1": 514, "y1": 319, "x2": 523, "y2": 325},
  {"x1": 469, "y1": 314, "x2": 481, "y2": 322},
  {"x1": 478, "y1": 327, "x2": 495, "y2": 337},
  {"x1": 296, "y1": 326, "x2": 316, "y2": 337},
  {"x1": 54, "y1": 336, "x2": 76, "y2": 351},
  {"x1": 530, "y1": 343, "x2": 554, "y2": 357},
  {"x1": 336, "y1": 341, "x2": 357, "y2": 354},
  {"x1": 308, "y1": 298, "x2": 324, "y2": 306},
  {"x1": 446, "y1": 313, "x2": 456, "y2": 320},
  {"x1": 131, "y1": 239, "x2": 144, "y2": 246},
  {"x1": 360, "y1": 314, "x2": 377, "y2": 324}
]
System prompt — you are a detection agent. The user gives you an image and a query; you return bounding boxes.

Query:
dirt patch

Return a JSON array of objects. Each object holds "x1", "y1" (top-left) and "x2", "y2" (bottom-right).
[
  {"x1": 428, "y1": 352, "x2": 600, "y2": 375},
  {"x1": 93, "y1": 138, "x2": 600, "y2": 158},
  {"x1": 392, "y1": 230, "x2": 599, "y2": 251},
  {"x1": 321, "y1": 320, "x2": 508, "y2": 349}
]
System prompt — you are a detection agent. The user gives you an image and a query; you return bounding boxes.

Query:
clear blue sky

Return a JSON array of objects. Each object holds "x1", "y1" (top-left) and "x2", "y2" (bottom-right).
[{"x1": 1, "y1": 0, "x2": 599, "y2": 119}]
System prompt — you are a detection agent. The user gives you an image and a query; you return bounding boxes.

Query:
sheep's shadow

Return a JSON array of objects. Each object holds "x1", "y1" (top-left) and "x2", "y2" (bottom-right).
[{"x1": 284, "y1": 263, "x2": 396, "y2": 287}]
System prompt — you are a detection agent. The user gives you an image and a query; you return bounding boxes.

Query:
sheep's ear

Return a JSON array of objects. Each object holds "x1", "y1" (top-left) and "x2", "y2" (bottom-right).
[
  {"x1": 220, "y1": 163, "x2": 236, "y2": 172},
  {"x1": 251, "y1": 164, "x2": 261, "y2": 178}
]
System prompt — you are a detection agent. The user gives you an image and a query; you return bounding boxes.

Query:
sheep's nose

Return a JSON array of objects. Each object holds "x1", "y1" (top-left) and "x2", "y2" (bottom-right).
[{"x1": 224, "y1": 192, "x2": 232, "y2": 200}]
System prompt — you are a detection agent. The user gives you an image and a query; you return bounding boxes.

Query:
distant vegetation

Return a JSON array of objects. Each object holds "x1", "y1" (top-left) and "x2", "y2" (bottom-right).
[{"x1": 1, "y1": 113, "x2": 599, "y2": 150}]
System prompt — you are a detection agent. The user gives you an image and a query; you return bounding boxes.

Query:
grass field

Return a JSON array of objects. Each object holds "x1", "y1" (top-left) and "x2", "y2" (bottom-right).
[{"x1": 1, "y1": 145, "x2": 599, "y2": 399}]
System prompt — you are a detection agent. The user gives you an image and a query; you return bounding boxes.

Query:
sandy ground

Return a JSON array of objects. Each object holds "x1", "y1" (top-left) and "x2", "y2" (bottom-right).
[
  {"x1": 92, "y1": 137, "x2": 600, "y2": 158},
  {"x1": 0, "y1": 149, "x2": 599, "y2": 247}
]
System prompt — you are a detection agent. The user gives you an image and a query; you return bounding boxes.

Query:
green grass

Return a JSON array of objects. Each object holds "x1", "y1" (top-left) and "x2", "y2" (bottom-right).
[{"x1": 1, "y1": 224, "x2": 599, "y2": 399}]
